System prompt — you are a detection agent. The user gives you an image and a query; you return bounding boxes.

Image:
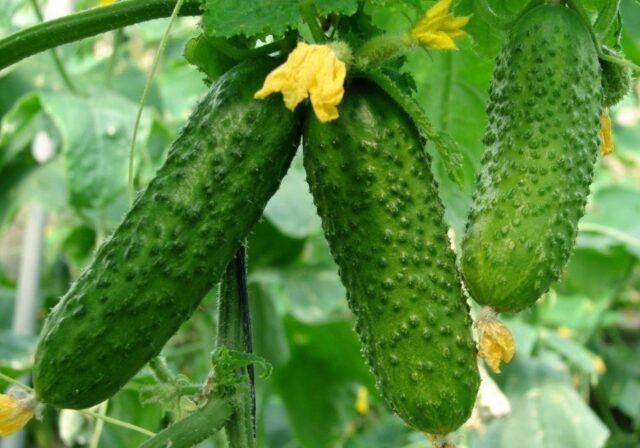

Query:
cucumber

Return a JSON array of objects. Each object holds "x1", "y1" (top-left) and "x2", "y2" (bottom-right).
[
  {"x1": 33, "y1": 58, "x2": 302, "y2": 409},
  {"x1": 461, "y1": 4, "x2": 602, "y2": 313},
  {"x1": 303, "y1": 79, "x2": 480, "y2": 434}
]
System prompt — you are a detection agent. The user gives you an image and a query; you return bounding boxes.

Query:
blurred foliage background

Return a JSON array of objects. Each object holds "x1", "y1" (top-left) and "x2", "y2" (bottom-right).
[{"x1": 0, "y1": 0, "x2": 639, "y2": 447}]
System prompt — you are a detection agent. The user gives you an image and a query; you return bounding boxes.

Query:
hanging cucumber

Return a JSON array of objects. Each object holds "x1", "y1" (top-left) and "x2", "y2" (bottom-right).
[
  {"x1": 33, "y1": 58, "x2": 302, "y2": 409},
  {"x1": 461, "y1": 4, "x2": 602, "y2": 313},
  {"x1": 303, "y1": 79, "x2": 480, "y2": 435}
]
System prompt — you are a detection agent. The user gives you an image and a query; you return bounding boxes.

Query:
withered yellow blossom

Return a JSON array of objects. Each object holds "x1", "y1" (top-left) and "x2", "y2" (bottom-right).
[
  {"x1": 0, "y1": 393, "x2": 35, "y2": 436},
  {"x1": 599, "y1": 109, "x2": 614, "y2": 155},
  {"x1": 475, "y1": 307, "x2": 515, "y2": 373},
  {"x1": 410, "y1": 0, "x2": 471, "y2": 50},
  {"x1": 255, "y1": 42, "x2": 346, "y2": 122}
]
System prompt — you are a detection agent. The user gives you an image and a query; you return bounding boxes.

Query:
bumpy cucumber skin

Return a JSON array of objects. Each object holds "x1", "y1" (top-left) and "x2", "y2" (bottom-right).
[
  {"x1": 303, "y1": 80, "x2": 480, "y2": 434},
  {"x1": 461, "y1": 5, "x2": 602, "y2": 313},
  {"x1": 33, "y1": 59, "x2": 302, "y2": 409}
]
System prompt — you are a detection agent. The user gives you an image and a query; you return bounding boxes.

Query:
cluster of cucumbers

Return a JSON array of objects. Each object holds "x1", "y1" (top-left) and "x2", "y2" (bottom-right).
[{"x1": 32, "y1": 2, "x2": 631, "y2": 437}]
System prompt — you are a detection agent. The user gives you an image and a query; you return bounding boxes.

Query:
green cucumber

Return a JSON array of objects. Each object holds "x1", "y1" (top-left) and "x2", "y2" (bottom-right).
[
  {"x1": 33, "y1": 58, "x2": 302, "y2": 409},
  {"x1": 461, "y1": 4, "x2": 602, "y2": 313},
  {"x1": 303, "y1": 79, "x2": 480, "y2": 435}
]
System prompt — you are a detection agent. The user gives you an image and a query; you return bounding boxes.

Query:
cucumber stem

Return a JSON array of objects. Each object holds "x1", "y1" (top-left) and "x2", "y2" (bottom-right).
[
  {"x1": 299, "y1": 0, "x2": 326, "y2": 43},
  {"x1": 216, "y1": 246, "x2": 256, "y2": 448},
  {"x1": 138, "y1": 395, "x2": 235, "y2": 448},
  {"x1": 0, "y1": 0, "x2": 202, "y2": 72},
  {"x1": 27, "y1": 0, "x2": 78, "y2": 93}
]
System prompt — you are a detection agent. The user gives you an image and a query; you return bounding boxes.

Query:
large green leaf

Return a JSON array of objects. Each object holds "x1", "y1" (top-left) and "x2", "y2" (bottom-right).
[
  {"x1": 0, "y1": 330, "x2": 36, "y2": 372},
  {"x1": 0, "y1": 153, "x2": 67, "y2": 229},
  {"x1": 251, "y1": 264, "x2": 347, "y2": 322},
  {"x1": 249, "y1": 282, "x2": 291, "y2": 368},
  {"x1": 405, "y1": 42, "x2": 494, "y2": 236},
  {"x1": 0, "y1": 287, "x2": 15, "y2": 330},
  {"x1": 203, "y1": 0, "x2": 358, "y2": 38},
  {"x1": 275, "y1": 316, "x2": 375, "y2": 448},
  {"x1": 580, "y1": 186, "x2": 640, "y2": 257},
  {"x1": 39, "y1": 90, "x2": 151, "y2": 209},
  {"x1": 264, "y1": 153, "x2": 322, "y2": 238},
  {"x1": 471, "y1": 354, "x2": 609, "y2": 448},
  {"x1": 247, "y1": 218, "x2": 306, "y2": 268},
  {"x1": 0, "y1": 92, "x2": 45, "y2": 168}
]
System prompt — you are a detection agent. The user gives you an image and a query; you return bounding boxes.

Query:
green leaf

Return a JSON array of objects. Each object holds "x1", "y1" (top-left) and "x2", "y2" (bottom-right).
[
  {"x1": 556, "y1": 247, "x2": 635, "y2": 301},
  {"x1": 616, "y1": 380, "x2": 640, "y2": 420},
  {"x1": 581, "y1": 186, "x2": 640, "y2": 256},
  {"x1": 539, "y1": 330, "x2": 599, "y2": 381},
  {"x1": 0, "y1": 287, "x2": 14, "y2": 330},
  {"x1": 203, "y1": 0, "x2": 301, "y2": 38},
  {"x1": 503, "y1": 318, "x2": 538, "y2": 356},
  {"x1": 248, "y1": 219, "x2": 306, "y2": 268},
  {"x1": 405, "y1": 42, "x2": 494, "y2": 235},
  {"x1": 202, "y1": 0, "x2": 357, "y2": 38},
  {"x1": 251, "y1": 264, "x2": 347, "y2": 322},
  {"x1": 0, "y1": 330, "x2": 36, "y2": 372},
  {"x1": 39, "y1": 90, "x2": 151, "y2": 209},
  {"x1": 249, "y1": 282, "x2": 291, "y2": 368},
  {"x1": 264, "y1": 153, "x2": 322, "y2": 238},
  {"x1": 538, "y1": 293, "x2": 613, "y2": 344},
  {"x1": 470, "y1": 354, "x2": 610, "y2": 448},
  {"x1": 316, "y1": 0, "x2": 358, "y2": 16},
  {"x1": 0, "y1": 92, "x2": 44, "y2": 168},
  {"x1": 0, "y1": 153, "x2": 67, "y2": 230},
  {"x1": 275, "y1": 316, "x2": 375, "y2": 448},
  {"x1": 183, "y1": 34, "x2": 236, "y2": 85}
]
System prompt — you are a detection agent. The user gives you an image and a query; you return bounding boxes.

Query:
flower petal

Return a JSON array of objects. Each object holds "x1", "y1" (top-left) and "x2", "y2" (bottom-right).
[
  {"x1": 599, "y1": 109, "x2": 614, "y2": 155},
  {"x1": 255, "y1": 42, "x2": 346, "y2": 122},
  {"x1": 0, "y1": 394, "x2": 34, "y2": 436},
  {"x1": 411, "y1": 0, "x2": 470, "y2": 50},
  {"x1": 475, "y1": 307, "x2": 515, "y2": 373}
]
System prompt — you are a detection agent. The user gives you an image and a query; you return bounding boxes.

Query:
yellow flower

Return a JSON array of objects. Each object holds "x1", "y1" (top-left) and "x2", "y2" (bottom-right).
[
  {"x1": 475, "y1": 307, "x2": 515, "y2": 373},
  {"x1": 599, "y1": 109, "x2": 614, "y2": 156},
  {"x1": 0, "y1": 393, "x2": 35, "y2": 436},
  {"x1": 97, "y1": 0, "x2": 116, "y2": 5},
  {"x1": 254, "y1": 42, "x2": 347, "y2": 123},
  {"x1": 410, "y1": 0, "x2": 471, "y2": 50},
  {"x1": 355, "y1": 386, "x2": 369, "y2": 414},
  {"x1": 592, "y1": 356, "x2": 606, "y2": 375}
]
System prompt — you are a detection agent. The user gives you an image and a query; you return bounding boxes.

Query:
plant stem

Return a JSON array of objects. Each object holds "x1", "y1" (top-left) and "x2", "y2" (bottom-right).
[
  {"x1": 88, "y1": 401, "x2": 108, "y2": 448},
  {"x1": 217, "y1": 245, "x2": 256, "y2": 447},
  {"x1": 299, "y1": 0, "x2": 326, "y2": 43},
  {"x1": 0, "y1": 0, "x2": 202, "y2": 72},
  {"x1": 0, "y1": 372, "x2": 33, "y2": 393},
  {"x1": 138, "y1": 395, "x2": 234, "y2": 448},
  {"x1": 566, "y1": 0, "x2": 640, "y2": 72},
  {"x1": 79, "y1": 409, "x2": 156, "y2": 437},
  {"x1": 128, "y1": 0, "x2": 185, "y2": 207},
  {"x1": 149, "y1": 357, "x2": 174, "y2": 384},
  {"x1": 27, "y1": 0, "x2": 78, "y2": 93}
]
